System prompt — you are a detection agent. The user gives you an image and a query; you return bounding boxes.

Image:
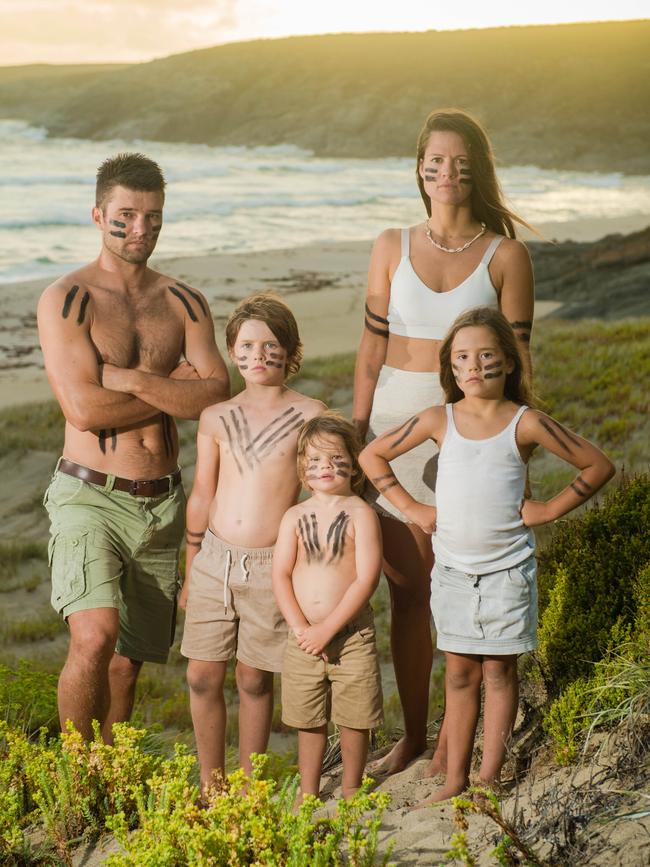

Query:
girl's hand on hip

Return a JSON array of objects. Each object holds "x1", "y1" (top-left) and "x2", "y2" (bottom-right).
[
  {"x1": 404, "y1": 503, "x2": 437, "y2": 534},
  {"x1": 521, "y1": 498, "x2": 550, "y2": 527}
]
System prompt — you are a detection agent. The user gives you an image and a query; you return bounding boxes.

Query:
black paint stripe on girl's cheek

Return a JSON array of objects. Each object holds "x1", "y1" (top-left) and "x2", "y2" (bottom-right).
[
  {"x1": 391, "y1": 416, "x2": 419, "y2": 448},
  {"x1": 424, "y1": 169, "x2": 438, "y2": 179},
  {"x1": 176, "y1": 283, "x2": 207, "y2": 317},
  {"x1": 98, "y1": 429, "x2": 107, "y2": 454},
  {"x1": 484, "y1": 371, "x2": 504, "y2": 378},
  {"x1": 483, "y1": 361, "x2": 503, "y2": 371},
  {"x1": 61, "y1": 285, "x2": 79, "y2": 318},
  {"x1": 365, "y1": 318, "x2": 389, "y2": 338},
  {"x1": 77, "y1": 291, "x2": 90, "y2": 325},
  {"x1": 365, "y1": 304, "x2": 389, "y2": 326},
  {"x1": 235, "y1": 354, "x2": 248, "y2": 370},
  {"x1": 109, "y1": 219, "x2": 126, "y2": 228},
  {"x1": 379, "y1": 479, "x2": 398, "y2": 493},
  {"x1": 265, "y1": 361, "x2": 283, "y2": 368},
  {"x1": 269, "y1": 352, "x2": 284, "y2": 360},
  {"x1": 168, "y1": 286, "x2": 198, "y2": 322},
  {"x1": 459, "y1": 169, "x2": 472, "y2": 184}
]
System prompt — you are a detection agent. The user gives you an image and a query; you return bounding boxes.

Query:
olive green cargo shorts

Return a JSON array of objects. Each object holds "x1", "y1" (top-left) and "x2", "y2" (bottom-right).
[{"x1": 43, "y1": 466, "x2": 186, "y2": 663}]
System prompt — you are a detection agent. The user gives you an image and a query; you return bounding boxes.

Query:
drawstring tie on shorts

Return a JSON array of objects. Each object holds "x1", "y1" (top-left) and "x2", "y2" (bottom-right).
[{"x1": 223, "y1": 550, "x2": 251, "y2": 613}]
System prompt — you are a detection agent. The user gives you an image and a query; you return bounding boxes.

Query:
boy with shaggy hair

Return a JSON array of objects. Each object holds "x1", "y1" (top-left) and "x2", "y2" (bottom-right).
[
  {"x1": 273, "y1": 412, "x2": 383, "y2": 801},
  {"x1": 180, "y1": 293, "x2": 324, "y2": 792}
]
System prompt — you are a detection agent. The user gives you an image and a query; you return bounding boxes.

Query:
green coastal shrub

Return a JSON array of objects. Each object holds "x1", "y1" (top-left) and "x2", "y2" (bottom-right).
[
  {"x1": 541, "y1": 550, "x2": 650, "y2": 763},
  {"x1": 536, "y1": 474, "x2": 650, "y2": 693},
  {"x1": 0, "y1": 721, "x2": 392, "y2": 866},
  {"x1": 0, "y1": 660, "x2": 58, "y2": 734}
]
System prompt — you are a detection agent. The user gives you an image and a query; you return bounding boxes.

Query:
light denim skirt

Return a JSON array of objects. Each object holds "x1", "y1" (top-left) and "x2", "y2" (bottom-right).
[{"x1": 430, "y1": 554, "x2": 538, "y2": 655}]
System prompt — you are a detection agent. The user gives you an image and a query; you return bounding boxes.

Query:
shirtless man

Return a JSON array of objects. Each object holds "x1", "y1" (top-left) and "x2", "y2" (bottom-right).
[
  {"x1": 272, "y1": 412, "x2": 383, "y2": 801},
  {"x1": 179, "y1": 293, "x2": 324, "y2": 790},
  {"x1": 37, "y1": 152, "x2": 229, "y2": 741}
]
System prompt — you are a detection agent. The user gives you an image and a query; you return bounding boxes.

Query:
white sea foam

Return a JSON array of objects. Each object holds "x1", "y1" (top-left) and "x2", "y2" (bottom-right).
[{"x1": 1, "y1": 120, "x2": 649, "y2": 284}]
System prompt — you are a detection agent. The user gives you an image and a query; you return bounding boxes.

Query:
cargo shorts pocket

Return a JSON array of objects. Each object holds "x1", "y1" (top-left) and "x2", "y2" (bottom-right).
[{"x1": 49, "y1": 531, "x2": 88, "y2": 613}]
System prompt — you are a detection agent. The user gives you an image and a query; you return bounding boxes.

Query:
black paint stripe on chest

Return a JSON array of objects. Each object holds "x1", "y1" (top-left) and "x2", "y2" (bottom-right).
[
  {"x1": 77, "y1": 291, "x2": 90, "y2": 325},
  {"x1": 220, "y1": 415, "x2": 243, "y2": 475},
  {"x1": 61, "y1": 285, "x2": 80, "y2": 318},
  {"x1": 229, "y1": 409, "x2": 255, "y2": 469},
  {"x1": 327, "y1": 511, "x2": 350, "y2": 562},
  {"x1": 168, "y1": 286, "x2": 198, "y2": 322},
  {"x1": 161, "y1": 414, "x2": 173, "y2": 456}
]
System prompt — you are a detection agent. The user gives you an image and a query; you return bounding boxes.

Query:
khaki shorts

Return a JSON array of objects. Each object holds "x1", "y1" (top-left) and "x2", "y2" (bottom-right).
[
  {"x1": 44, "y1": 464, "x2": 185, "y2": 664},
  {"x1": 281, "y1": 607, "x2": 383, "y2": 730},
  {"x1": 180, "y1": 529, "x2": 287, "y2": 673}
]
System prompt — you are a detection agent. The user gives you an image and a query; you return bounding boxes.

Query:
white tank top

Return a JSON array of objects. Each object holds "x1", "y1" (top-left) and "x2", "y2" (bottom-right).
[
  {"x1": 387, "y1": 229, "x2": 502, "y2": 340},
  {"x1": 433, "y1": 403, "x2": 535, "y2": 573}
]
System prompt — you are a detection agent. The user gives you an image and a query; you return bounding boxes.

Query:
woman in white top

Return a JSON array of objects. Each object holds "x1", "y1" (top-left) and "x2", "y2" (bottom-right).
[{"x1": 352, "y1": 108, "x2": 535, "y2": 774}]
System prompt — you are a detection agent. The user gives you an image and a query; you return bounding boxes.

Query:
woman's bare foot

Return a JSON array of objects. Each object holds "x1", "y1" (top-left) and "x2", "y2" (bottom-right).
[
  {"x1": 375, "y1": 735, "x2": 427, "y2": 775},
  {"x1": 412, "y1": 779, "x2": 468, "y2": 809}
]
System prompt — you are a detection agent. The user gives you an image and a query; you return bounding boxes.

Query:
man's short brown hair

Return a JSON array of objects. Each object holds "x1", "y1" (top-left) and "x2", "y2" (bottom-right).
[
  {"x1": 95, "y1": 152, "x2": 166, "y2": 209},
  {"x1": 225, "y1": 292, "x2": 303, "y2": 378}
]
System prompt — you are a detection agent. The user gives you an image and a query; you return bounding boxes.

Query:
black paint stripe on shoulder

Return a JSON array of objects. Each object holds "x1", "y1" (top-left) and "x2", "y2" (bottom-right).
[
  {"x1": 365, "y1": 304, "x2": 389, "y2": 326},
  {"x1": 176, "y1": 283, "x2": 208, "y2": 317},
  {"x1": 77, "y1": 291, "x2": 90, "y2": 325},
  {"x1": 62, "y1": 285, "x2": 79, "y2": 319},
  {"x1": 365, "y1": 318, "x2": 389, "y2": 338},
  {"x1": 168, "y1": 286, "x2": 198, "y2": 322}
]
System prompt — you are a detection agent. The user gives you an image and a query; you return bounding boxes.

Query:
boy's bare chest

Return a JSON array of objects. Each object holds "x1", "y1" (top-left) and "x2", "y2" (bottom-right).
[
  {"x1": 217, "y1": 403, "x2": 306, "y2": 474},
  {"x1": 90, "y1": 290, "x2": 184, "y2": 371}
]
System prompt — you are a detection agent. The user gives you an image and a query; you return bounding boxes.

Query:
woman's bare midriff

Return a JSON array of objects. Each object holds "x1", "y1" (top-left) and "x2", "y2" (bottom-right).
[{"x1": 384, "y1": 333, "x2": 443, "y2": 372}]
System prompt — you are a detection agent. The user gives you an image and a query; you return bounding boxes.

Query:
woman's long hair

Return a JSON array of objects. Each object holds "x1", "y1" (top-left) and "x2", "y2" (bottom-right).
[
  {"x1": 415, "y1": 108, "x2": 533, "y2": 238},
  {"x1": 439, "y1": 307, "x2": 534, "y2": 406}
]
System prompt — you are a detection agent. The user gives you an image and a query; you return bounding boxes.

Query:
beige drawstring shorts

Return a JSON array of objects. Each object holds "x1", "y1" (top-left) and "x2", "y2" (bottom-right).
[{"x1": 180, "y1": 529, "x2": 287, "y2": 672}]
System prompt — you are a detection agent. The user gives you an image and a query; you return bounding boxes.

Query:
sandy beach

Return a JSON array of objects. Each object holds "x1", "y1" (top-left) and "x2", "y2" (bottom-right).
[{"x1": 0, "y1": 213, "x2": 646, "y2": 411}]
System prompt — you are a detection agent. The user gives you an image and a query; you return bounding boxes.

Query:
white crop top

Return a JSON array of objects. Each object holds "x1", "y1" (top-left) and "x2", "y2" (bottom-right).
[
  {"x1": 433, "y1": 403, "x2": 535, "y2": 573},
  {"x1": 387, "y1": 229, "x2": 503, "y2": 340}
]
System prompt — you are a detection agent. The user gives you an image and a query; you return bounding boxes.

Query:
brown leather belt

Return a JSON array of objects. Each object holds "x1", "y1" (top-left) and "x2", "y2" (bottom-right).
[{"x1": 58, "y1": 458, "x2": 181, "y2": 497}]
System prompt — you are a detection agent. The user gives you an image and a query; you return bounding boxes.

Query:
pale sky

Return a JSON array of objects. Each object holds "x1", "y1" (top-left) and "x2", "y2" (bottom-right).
[{"x1": 2, "y1": 0, "x2": 647, "y2": 65}]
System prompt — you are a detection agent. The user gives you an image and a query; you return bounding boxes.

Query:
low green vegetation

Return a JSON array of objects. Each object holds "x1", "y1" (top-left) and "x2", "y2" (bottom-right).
[{"x1": 0, "y1": 721, "x2": 392, "y2": 866}]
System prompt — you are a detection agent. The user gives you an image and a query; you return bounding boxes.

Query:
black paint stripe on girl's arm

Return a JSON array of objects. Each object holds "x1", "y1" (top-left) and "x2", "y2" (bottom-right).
[
  {"x1": 220, "y1": 416, "x2": 243, "y2": 475},
  {"x1": 61, "y1": 285, "x2": 79, "y2": 318},
  {"x1": 176, "y1": 283, "x2": 208, "y2": 317},
  {"x1": 552, "y1": 420, "x2": 583, "y2": 448},
  {"x1": 391, "y1": 416, "x2": 419, "y2": 448},
  {"x1": 510, "y1": 321, "x2": 532, "y2": 330},
  {"x1": 379, "y1": 479, "x2": 398, "y2": 493},
  {"x1": 571, "y1": 476, "x2": 593, "y2": 497},
  {"x1": 185, "y1": 539, "x2": 202, "y2": 548},
  {"x1": 168, "y1": 286, "x2": 198, "y2": 322},
  {"x1": 98, "y1": 429, "x2": 107, "y2": 454},
  {"x1": 365, "y1": 304, "x2": 389, "y2": 326},
  {"x1": 364, "y1": 318, "x2": 389, "y2": 338},
  {"x1": 372, "y1": 472, "x2": 396, "y2": 484},
  {"x1": 76, "y1": 291, "x2": 90, "y2": 325},
  {"x1": 539, "y1": 418, "x2": 575, "y2": 455}
]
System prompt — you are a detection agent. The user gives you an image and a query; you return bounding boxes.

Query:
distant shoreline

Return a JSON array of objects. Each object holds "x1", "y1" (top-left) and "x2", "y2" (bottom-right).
[{"x1": 0, "y1": 212, "x2": 647, "y2": 411}]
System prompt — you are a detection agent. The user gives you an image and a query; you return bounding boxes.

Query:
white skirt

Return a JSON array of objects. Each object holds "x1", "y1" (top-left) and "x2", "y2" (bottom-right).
[{"x1": 366, "y1": 365, "x2": 444, "y2": 522}]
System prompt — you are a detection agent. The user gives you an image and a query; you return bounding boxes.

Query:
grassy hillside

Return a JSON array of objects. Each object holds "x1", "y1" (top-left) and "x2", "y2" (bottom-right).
[{"x1": 1, "y1": 21, "x2": 649, "y2": 172}]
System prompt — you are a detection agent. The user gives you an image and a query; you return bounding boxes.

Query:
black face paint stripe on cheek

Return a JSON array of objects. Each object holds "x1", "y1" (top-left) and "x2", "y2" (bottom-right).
[
  {"x1": 265, "y1": 361, "x2": 283, "y2": 368},
  {"x1": 168, "y1": 286, "x2": 198, "y2": 322},
  {"x1": 109, "y1": 219, "x2": 126, "y2": 228},
  {"x1": 176, "y1": 283, "x2": 207, "y2": 317},
  {"x1": 484, "y1": 371, "x2": 504, "y2": 379},
  {"x1": 110, "y1": 231, "x2": 127, "y2": 238},
  {"x1": 61, "y1": 285, "x2": 79, "y2": 318},
  {"x1": 483, "y1": 361, "x2": 503, "y2": 371},
  {"x1": 76, "y1": 291, "x2": 90, "y2": 325}
]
